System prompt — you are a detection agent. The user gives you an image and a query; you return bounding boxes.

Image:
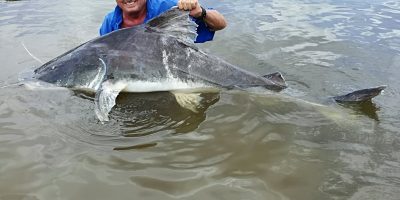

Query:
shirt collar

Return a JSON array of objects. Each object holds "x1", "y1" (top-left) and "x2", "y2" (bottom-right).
[{"x1": 113, "y1": 6, "x2": 123, "y2": 29}]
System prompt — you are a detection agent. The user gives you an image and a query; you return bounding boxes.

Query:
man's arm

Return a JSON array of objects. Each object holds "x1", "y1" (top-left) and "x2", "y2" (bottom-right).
[{"x1": 177, "y1": 0, "x2": 227, "y2": 31}]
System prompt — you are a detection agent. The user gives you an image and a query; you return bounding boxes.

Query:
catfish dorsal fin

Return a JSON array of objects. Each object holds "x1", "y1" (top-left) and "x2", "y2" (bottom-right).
[{"x1": 145, "y1": 6, "x2": 198, "y2": 43}]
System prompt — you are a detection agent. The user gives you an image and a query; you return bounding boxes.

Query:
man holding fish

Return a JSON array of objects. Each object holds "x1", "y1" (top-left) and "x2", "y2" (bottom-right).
[{"x1": 100, "y1": 0, "x2": 227, "y2": 43}]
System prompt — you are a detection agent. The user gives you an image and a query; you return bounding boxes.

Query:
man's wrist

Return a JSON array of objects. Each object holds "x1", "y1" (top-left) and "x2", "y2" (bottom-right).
[{"x1": 194, "y1": 6, "x2": 207, "y2": 20}]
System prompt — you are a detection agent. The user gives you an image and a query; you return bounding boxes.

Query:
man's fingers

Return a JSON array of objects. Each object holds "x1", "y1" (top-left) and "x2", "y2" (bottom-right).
[
  {"x1": 178, "y1": 0, "x2": 198, "y2": 10},
  {"x1": 183, "y1": 0, "x2": 188, "y2": 10},
  {"x1": 178, "y1": 0, "x2": 184, "y2": 10},
  {"x1": 189, "y1": 0, "x2": 198, "y2": 10},
  {"x1": 192, "y1": 0, "x2": 199, "y2": 10},
  {"x1": 189, "y1": 0, "x2": 193, "y2": 9}
]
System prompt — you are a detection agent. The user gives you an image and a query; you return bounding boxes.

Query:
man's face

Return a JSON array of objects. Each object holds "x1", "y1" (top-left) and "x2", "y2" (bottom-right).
[{"x1": 116, "y1": 0, "x2": 147, "y2": 14}]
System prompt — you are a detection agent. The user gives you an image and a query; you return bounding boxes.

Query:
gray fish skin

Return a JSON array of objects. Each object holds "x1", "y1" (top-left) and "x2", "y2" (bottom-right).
[
  {"x1": 32, "y1": 8, "x2": 287, "y2": 121},
  {"x1": 33, "y1": 42, "x2": 107, "y2": 89},
  {"x1": 33, "y1": 10, "x2": 286, "y2": 92}
]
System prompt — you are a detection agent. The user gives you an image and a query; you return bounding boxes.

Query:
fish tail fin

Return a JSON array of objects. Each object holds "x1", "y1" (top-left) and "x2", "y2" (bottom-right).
[{"x1": 333, "y1": 85, "x2": 386, "y2": 103}]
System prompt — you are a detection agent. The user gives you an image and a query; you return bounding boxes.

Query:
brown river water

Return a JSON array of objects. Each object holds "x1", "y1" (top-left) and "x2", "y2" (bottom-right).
[{"x1": 0, "y1": 0, "x2": 399, "y2": 199}]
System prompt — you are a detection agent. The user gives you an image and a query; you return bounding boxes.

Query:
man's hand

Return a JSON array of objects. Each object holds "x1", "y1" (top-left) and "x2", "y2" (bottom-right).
[
  {"x1": 178, "y1": 0, "x2": 227, "y2": 31},
  {"x1": 177, "y1": 0, "x2": 202, "y2": 18}
]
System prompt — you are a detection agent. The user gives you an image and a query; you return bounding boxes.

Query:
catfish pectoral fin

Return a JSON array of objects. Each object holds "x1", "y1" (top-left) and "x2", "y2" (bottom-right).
[
  {"x1": 333, "y1": 85, "x2": 386, "y2": 103},
  {"x1": 94, "y1": 80, "x2": 127, "y2": 122}
]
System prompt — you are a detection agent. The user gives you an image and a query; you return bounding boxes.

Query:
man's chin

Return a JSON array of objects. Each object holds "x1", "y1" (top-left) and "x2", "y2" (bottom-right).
[{"x1": 120, "y1": 4, "x2": 139, "y2": 12}]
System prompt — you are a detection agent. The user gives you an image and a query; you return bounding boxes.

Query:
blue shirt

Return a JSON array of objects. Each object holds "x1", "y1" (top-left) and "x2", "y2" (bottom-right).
[{"x1": 99, "y1": 0, "x2": 214, "y2": 43}]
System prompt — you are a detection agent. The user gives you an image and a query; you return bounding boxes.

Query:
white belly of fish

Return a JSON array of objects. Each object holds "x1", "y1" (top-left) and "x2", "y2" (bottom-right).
[
  {"x1": 95, "y1": 78, "x2": 217, "y2": 122},
  {"x1": 120, "y1": 78, "x2": 209, "y2": 93}
]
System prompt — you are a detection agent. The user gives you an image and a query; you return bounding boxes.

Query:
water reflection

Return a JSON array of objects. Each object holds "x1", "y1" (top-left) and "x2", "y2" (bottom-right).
[
  {"x1": 337, "y1": 101, "x2": 381, "y2": 121},
  {"x1": 69, "y1": 91, "x2": 220, "y2": 149},
  {"x1": 112, "y1": 92, "x2": 220, "y2": 136}
]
